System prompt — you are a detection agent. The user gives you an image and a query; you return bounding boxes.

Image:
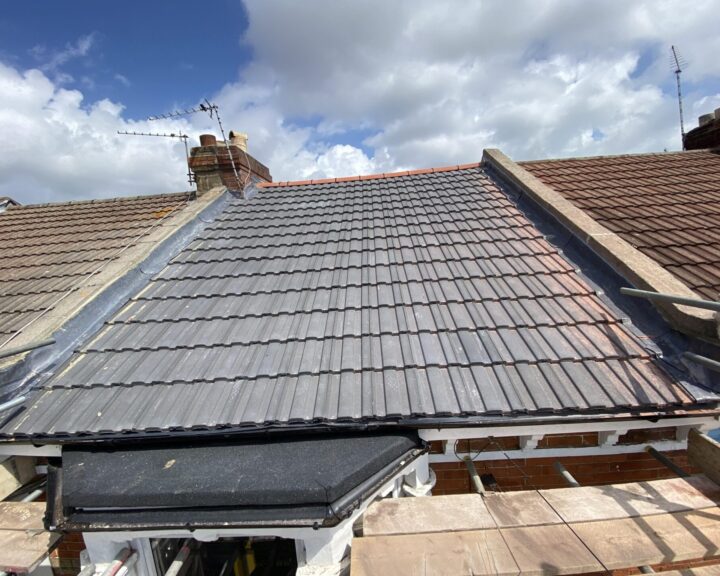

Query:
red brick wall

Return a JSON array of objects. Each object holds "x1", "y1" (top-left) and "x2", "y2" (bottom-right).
[
  {"x1": 49, "y1": 532, "x2": 85, "y2": 576},
  {"x1": 582, "y1": 555, "x2": 720, "y2": 576},
  {"x1": 431, "y1": 429, "x2": 697, "y2": 494}
]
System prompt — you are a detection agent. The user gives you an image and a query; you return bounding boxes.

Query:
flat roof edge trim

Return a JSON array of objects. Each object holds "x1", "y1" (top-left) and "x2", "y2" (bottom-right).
[{"x1": 482, "y1": 148, "x2": 717, "y2": 340}]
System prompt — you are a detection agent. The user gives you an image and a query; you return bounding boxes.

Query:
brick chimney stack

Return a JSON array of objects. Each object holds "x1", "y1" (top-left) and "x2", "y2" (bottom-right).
[
  {"x1": 684, "y1": 108, "x2": 720, "y2": 150},
  {"x1": 188, "y1": 133, "x2": 272, "y2": 195}
]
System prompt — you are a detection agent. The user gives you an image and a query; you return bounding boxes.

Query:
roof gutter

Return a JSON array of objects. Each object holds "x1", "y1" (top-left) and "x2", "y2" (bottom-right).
[
  {"x1": 5, "y1": 408, "x2": 720, "y2": 448},
  {"x1": 482, "y1": 148, "x2": 718, "y2": 341}
]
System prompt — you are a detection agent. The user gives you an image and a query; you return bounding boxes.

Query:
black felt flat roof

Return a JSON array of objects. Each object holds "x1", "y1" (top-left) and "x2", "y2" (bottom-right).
[{"x1": 55, "y1": 432, "x2": 422, "y2": 529}]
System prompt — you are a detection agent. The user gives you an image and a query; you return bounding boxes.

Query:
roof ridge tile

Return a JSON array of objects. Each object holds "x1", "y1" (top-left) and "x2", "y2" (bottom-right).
[{"x1": 256, "y1": 162, "x2": 482, "y2": 189}]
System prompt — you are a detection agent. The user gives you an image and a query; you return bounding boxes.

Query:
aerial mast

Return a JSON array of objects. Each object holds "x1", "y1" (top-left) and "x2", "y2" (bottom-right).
[
  {"x1": 670, "y1": 45, "x2": 687, "y2": 150},
  {"x1": 148, "y1": 100, "x2": 245, "y2": 190},
  {"x1": 117, "y1": 130, "x2": 195, "y2": 187}
]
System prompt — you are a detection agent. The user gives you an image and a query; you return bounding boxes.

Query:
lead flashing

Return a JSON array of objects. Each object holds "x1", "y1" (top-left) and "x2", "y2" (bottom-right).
[
  {"x1": 0, "y1": 186, "x2": 231, "y2": 401},
  {"x1": 482, "y1": 148, "x2": 717, "y2": 340}
]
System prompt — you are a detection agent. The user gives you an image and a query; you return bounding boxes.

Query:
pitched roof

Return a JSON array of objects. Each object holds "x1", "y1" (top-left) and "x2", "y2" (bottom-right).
[
  {"x1": 0, "y1": 190, "x2": 240, "y2": 401},
  {"x1": 3, "y1": 166, "x2": 711, "y2": 440},
  {"x1": 0, "y1": 192, "x2": 192, "y2": 346},
  {"x1": 520, "y1": 150, "x2": 720, "y2": 301}
]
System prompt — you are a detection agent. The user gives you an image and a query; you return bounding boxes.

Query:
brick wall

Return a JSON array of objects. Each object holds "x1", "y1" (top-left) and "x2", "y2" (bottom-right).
[
  {"x1": 49, "y1": 532, "x2": 85, "y2": 576},
  {"x1": 609, "y1": 555, "x2": 720, "y2": 575},
  {"x1": 431, "y1": 429, "x2": 697, "y2": 494}
]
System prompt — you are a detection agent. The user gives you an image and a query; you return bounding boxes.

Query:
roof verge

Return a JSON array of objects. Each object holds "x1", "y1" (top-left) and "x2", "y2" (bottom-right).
[
  {"x1": 0, "y1": 186, "x2": 231, "y2": 401},
  {"x1": 482, "y1": 148, "x2": 717, "y2": 340}
]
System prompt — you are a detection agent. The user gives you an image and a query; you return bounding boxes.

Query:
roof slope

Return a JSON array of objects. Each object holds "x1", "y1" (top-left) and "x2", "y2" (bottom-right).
[
  {"x1": 0, "y1": 192, "x2": 192, "y2": 347},
  {"x1": 3, "y1": 167, "x2": 709, "y2": 439},
  {"x1": 521, "y1": 150, "x2": 720, "y2": 301}
]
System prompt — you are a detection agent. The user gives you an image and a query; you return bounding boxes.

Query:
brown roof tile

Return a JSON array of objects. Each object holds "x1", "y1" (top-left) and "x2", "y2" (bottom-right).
[
  {"x1": 0, "y1": 192, "x2": 192, "y2": 342},
  {"x1": 521, "y1": 150, "x2": 720, "y2": 300}
]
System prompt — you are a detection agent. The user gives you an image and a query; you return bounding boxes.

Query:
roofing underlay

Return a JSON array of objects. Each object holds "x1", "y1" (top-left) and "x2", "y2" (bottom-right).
[
  {"x1": 2, "y1": 166, "x2": 718, "y2": 440},
  {"x1": 521, "y1": 149, "x2": 720, "y2": 301}
]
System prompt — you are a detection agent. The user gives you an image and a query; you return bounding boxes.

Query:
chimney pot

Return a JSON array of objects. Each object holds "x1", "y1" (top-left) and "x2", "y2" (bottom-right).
[
  {"x1": 699, "y1": 113, "x2": 715, "y2": 127},
  {"x1": 199, "y1": 134, "x2": 217, "y2": 147},
  {"x1": 229, "y1": 131, "x2": 249, "y2": 152}
]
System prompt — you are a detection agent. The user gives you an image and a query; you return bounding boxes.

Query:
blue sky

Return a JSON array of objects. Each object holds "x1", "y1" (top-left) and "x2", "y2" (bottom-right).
[
  {"x1": 1, "y1": 1, "x2": 719, "y2": 204},
  {"x1": 0, "y1": 0, "x2": 252, "y2": 119}
]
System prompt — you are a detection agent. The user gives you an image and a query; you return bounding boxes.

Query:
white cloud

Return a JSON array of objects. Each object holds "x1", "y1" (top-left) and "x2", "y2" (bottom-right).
[
  {"x1": 2, "y1": 2, "x2": 720, "y2": 203},
  {"x1": 231, "y1": 0, "x2": 720, "y2": 171},
  {"x1": 33, "y1": 33, "x2": 96, "y2": 75},
  {"x1": 0, "y1": 62, "x2": 191, "y2": 204},
  {"x1": 114, "y1": 73, "x2": 131, "y2": 87}
]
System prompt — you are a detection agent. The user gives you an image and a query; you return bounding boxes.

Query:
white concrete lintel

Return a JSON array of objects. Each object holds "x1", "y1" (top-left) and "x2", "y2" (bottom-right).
[
  {"x1": 0, "y1": 443, "x2": 61, "y2": 457},
  {"x1": 296, "y1": 521, "x2": 354, "y2": 566},
  {"x1": 676, "y1": 425, "x2": 693, "y2": 442},
  {"x1": 418, "y1": 415, "x2": 719, "y2": 441},
  {"x1": 598, "y1": 430, "x2": 621, "y2": 446},
  {"x1": 519, "y1": 434, "x2": 543, "y2": 450},
  {"x1": 402, "y1": 455, "x2": 430, "y2": 488}
]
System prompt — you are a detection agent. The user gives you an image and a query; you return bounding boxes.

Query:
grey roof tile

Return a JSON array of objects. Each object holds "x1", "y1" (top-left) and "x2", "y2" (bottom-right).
[{"x1": 3, "y1": 167, "x2": 712, "y2": 438}]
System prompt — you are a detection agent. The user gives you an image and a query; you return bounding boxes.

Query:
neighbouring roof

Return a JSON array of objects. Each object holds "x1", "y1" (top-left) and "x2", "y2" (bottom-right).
[
  {"x1": 0, "y1": 197, "x2": 20, "y2": 212},
  {"x1": 3, "y1": 165, "x2": 715, "y2": 440},
  {"x1": 0, "y1": 193, "x2": 191, "y2": 345},
  {"x1": 0, "y1": 191, "x2": 231, "y2": 400},
  {"x1": 685, "y1": 115, "x2": 720, "y2": 150},
  {"x1": 520, "y1": 150, "x2": 720, "y2": 301}
]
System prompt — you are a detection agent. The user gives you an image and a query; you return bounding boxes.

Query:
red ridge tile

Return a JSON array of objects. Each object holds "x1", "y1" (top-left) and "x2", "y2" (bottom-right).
[{"x1": 257, "y1": 162, "x2": 482, "y2": 188}]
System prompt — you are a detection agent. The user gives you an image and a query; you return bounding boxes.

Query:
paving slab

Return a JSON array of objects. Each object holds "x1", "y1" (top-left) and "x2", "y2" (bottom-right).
[
  {"x1": 0, "y1": 530, "x2": 60, "y2": 573},
  {"x1": 484, "y1": 491, "x2": 562, "y2": 528},
  {"x1": 363, "y1": 494, "x2": 495, "y2": 536},
  {"x1": 351, "y1": 529, "x2": 519, "y2": 576},
  {"x1": 571, "y1": 507, "x2": 720, "y2": 569},
  {"x1": 689, "y1": 430, "x2": 720, "y2": 487},
  {"x1": 540, "y1": 476, "x2": 720, "y2": 523},
  {"x1": 500, "y1": 523, "x2": 604, "y2": 576},
  {"x1": 0, "y1": 502, "x2": 46, "y2": 530}
]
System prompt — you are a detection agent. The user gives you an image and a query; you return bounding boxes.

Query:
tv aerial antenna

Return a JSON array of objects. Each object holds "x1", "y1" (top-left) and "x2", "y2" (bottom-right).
[
  {"x1": 148, "y1": 99, "x2": 244, "y2": 190},
  {"x1": 670, "y1": 45, "x2": 687, "y2": 150},
  {"x1": 117, "y1": 130, "x2": 195, "y2": 187}
]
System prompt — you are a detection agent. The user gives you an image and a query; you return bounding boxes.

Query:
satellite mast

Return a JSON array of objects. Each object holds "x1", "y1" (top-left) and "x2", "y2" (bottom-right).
[
  {"x1": 117, "y1": 130, "x2": 195, "y2": 187},
  {"x1": 670, "y1": 45, "x2": 687, "y2": 150},
  {"x1": 148, "y1": 100, "x2": 244, "y2": 190}
]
